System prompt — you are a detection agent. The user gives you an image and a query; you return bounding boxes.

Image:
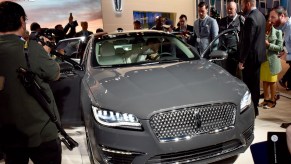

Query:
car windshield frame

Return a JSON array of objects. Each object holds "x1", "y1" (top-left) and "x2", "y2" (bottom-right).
[{"x1": 90, "y1": 32, "x2": 200, "y2": 68}]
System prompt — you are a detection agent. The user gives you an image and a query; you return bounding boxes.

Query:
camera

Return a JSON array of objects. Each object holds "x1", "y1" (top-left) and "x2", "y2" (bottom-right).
[
  {"x1": 39, "y1": 28, "x2": 56, "y2": 40},
  {"x1": 29, "y1": 28, "x2": 57, "y2": 50}
]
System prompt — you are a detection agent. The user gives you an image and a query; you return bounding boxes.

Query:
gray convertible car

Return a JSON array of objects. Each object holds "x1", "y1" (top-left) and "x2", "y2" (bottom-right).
[{"x1": 58, "y1": 30, "x2": 255, "y2": 164}]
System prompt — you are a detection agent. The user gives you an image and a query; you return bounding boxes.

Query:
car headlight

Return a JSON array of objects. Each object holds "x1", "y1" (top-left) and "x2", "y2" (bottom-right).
[
  {"x1": 92, "y1": 106, "x2": 142, "y2": 130},
  {"x1": 240, "y1": 91, "x2": 252, "y2": 113}
]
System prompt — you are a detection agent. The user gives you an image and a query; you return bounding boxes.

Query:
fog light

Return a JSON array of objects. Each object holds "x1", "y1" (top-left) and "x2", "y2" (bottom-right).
[{"x1": 100, "y1": 146, "x2": 144, "y2": 164}]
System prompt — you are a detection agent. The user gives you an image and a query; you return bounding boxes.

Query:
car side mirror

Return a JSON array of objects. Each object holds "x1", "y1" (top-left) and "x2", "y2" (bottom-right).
[{"x1": 209, "y1": 50, "x2": 228, "y2": 62}]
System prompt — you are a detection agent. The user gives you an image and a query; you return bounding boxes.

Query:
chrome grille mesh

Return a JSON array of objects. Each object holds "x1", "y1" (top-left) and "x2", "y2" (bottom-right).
[{"x1": 149, "y1": 103, "x2": 236, "y2": 142}]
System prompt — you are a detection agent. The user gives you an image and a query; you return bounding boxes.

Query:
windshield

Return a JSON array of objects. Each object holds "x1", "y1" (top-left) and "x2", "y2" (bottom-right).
[{"x1": 92, "y1": 35, "x2": 200, "y2": 66}]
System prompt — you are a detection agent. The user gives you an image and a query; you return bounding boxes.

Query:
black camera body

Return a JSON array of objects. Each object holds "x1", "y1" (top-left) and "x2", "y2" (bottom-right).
[
  {"x1": 38, "y1": 28, "x2": 56, "y2": 40},
  {"x1": 30, "y1": 29, "x2": 57, "y2": 50}
]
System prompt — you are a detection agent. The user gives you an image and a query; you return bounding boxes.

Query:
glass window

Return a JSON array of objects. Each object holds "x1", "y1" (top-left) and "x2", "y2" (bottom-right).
[{"x1": 92, "y1": 35, "x2": 200, "y2": 67}]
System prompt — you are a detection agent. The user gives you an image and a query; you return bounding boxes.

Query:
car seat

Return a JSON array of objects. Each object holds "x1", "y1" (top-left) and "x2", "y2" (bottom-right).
[{"x1": 99, "y1": 41, "x2": 124, "y2": 65}]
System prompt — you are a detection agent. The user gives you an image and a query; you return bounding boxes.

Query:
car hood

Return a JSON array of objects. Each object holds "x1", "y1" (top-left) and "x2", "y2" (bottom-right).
[{"x1": 86, "y1": 60, "x2": 248, "y2": 119}]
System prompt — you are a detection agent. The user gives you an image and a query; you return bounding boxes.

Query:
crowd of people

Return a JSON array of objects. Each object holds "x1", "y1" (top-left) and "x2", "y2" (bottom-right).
[
  {"x1": 1, "y1": 0, "x2": 291, "y2": 163},
  {"x1": 27, "y1": 13, "x2": 103, "y2": 44},
  {"x1": 134, "y1": 0, "x2": 290, "y2": 113}
]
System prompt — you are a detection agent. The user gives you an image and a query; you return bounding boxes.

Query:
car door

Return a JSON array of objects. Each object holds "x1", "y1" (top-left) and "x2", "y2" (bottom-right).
[
  {"x1": 201, "y1": 28, "x2": 239, "y2": 69},
  {"x1": 49, "y1": 37, "x2": 85, "y2": 126}
]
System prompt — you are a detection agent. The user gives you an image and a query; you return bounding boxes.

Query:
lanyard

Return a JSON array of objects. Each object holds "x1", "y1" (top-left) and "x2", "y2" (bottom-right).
[{"x1": 227, "y1": 14, "x2": 238, "y2": 29}]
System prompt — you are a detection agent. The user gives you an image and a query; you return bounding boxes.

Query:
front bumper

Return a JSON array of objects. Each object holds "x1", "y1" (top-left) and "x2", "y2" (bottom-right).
[{"x1": 88, "y1": 105, "x2": 255, "y2": 164}]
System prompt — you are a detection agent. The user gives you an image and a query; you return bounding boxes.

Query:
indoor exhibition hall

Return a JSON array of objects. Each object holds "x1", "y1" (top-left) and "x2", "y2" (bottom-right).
[{"x1": 0, "y1": 0, "x2": 291, "y2": 164}]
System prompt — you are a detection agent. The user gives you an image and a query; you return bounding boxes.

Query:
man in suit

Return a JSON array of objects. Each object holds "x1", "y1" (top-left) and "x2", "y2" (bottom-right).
[
  {"x1": 239, "y1": 0, "x2": 266, "y2": 117},
  {"x1": 219, "y1": 0, "x2": 245, "y2": 77},
  {"x1": 76, "y1": 21, "x2": 93, "y2": 40},
  {"x1": 193, "y1": 2, "x2": 219, "y2": 55},
  {"x1": 175, "y1": 14, "x2": 194, "y2": 43},
  {"x1": 175, "y1": 14, "x2": 194, "y2": 33},
  {"x1": 151, "y1": 16, "x2": 165, "y2": 31}
]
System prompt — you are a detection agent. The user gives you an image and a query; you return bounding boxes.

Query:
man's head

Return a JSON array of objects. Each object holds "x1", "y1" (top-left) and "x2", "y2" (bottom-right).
[
  {"x1": 241, "y1": 0, "x2": 256, "y2": 15},
  {"x1": 81, "y1": 21, "x2": 88, "y2": 31},
  {"x1": 226, "y1": 0, "x2": 237, "y2": 18},
  {"x1": 155, "y1": 16, "x2": 165, "y2": 29},
  {"x1": 146, "y1": 38, "x2": 160, "y2": 52},
  {"x1": 0, "y1": 1, "x2": 27, "y2": 35},
  {"x1": 179, "y1": 14, "x2": 188, "y2": 28},
  {"x1": 30, "y1": 22, "x2": 41, "y2": 32},
  {"x1": 198, "y1": 2, "x2": 209, "y2": 20},
  {"x1": 269, "y1": 6, "x2": 289, "y2": 28},
  {"x1": 133, "y1": 20, "x2": 141, "y2": 30},
  {"x1": 96, "y1": 28, "x2": 104, "y2": 33},
  {"x1": 55, "y1": 24, "x2": 64, "y2": 31}
]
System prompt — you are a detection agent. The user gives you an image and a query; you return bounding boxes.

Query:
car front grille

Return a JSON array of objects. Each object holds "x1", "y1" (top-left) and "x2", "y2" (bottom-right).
[{"x1": 149, "y1": 103, "x2": 236, "y2": 142}]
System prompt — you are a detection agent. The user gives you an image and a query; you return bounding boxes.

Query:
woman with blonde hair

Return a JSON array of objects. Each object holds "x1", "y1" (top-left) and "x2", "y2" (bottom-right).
[{"x1": 259, "y1": 19, "x2": 283, "y2": 108}]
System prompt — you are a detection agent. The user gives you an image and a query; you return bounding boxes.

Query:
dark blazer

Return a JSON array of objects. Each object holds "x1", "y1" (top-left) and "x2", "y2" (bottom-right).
[{"x1": 239, "y1": 9, "x2": 266, "y2": 66}]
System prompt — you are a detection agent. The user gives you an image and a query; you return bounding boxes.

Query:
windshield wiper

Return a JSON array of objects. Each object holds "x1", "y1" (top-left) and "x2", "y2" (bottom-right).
[
  {"x1": 140, "y1": 61, "x2": 160, "y2": 65},
  {"x1": 98, "y1": 64, "x2": 125, "y2": 68},
  {"x1": 158, "y1": 59, "x2": 183, "y2": 63}
]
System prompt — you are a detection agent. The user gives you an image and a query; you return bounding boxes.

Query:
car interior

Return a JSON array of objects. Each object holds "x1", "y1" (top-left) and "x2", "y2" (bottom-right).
[{"x1": 94, "y1": 36, "x2": 198, "y2": 66}]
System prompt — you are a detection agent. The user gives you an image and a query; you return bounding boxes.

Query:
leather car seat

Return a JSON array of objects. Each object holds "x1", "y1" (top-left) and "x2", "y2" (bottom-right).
[{"x1": 99, "y1": 41, "x2": 123, "y2": 65}]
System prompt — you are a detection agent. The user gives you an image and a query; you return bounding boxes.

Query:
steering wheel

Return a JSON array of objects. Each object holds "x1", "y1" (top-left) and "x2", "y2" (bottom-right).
[
  {"x1": 159, "y1": 52, "x2": 172, "y2": 57},
  {"x1": 155, "y1": 52, "x2": 173, "y2": 60}
]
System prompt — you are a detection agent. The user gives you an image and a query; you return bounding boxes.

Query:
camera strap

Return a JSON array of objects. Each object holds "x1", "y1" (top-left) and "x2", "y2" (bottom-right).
[{"x1": 23, "y1": 41, "x2": 31, "y2": 71}]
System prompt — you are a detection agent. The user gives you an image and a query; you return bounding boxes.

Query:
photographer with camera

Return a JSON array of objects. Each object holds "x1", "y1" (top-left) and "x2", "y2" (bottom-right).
[{"x1": 0, "y1": 1, "x2": 62, "y2": 164}]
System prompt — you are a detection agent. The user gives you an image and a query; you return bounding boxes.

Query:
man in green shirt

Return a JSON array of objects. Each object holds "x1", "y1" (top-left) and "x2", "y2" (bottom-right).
[{"x1": 0, "y1": 1, "x2": 62, "y2": 164}]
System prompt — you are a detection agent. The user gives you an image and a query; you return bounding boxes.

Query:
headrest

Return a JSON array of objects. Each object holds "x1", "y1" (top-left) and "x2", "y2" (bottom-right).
[
  {"x1": 100, "y1": 41, "x2": 115, "y2": 57},
  {"x1": 115, "y1": 47, "x2": 125, "y2": 55}
]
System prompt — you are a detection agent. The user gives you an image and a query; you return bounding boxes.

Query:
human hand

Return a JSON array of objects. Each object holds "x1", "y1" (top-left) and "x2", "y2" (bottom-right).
[
  {"x1": 37, "y1": 36, "x2": 51, "y2": 53},
  {"x1": 40, "y1": 36, "x2": 50, "y2": 43},
  {"x1": 57, "y1": 49, "x2": 65, "y2": 55},
  {"x1": 148, "y1": 53, "x2": 159, "y2": 60},
  {"x1": 238, "y1": 62, "x2": 244, "y2": 70},
  {"x1": 43, "y1": 45, "x2": 51, "y2": 54},
  {"x1": 69, "y1": 15, "x2": 73, "y2": 24},
  {"x1": 265, "y1": 40, "x2": 270, "y2": 47},
  {"x1": 279, "y1": 51, "x2": 287, "y2": 60}
]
